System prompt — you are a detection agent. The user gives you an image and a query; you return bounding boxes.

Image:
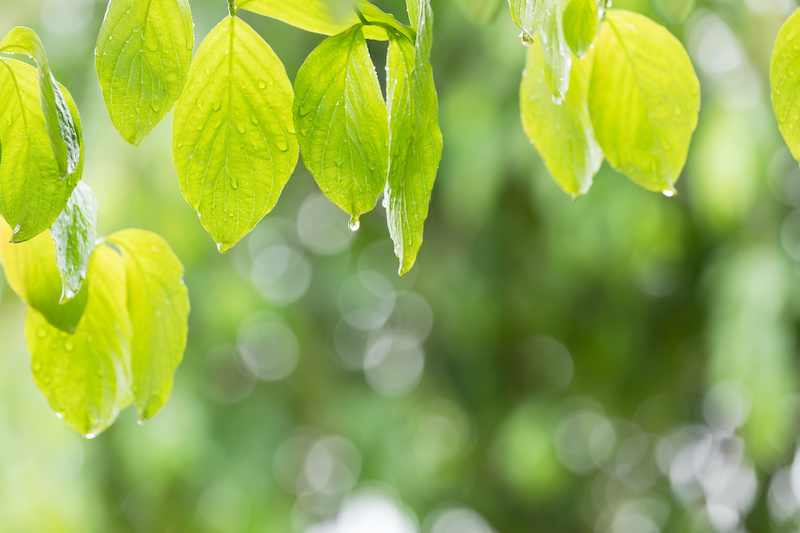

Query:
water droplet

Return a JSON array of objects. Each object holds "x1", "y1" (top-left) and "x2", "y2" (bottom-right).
[
  {"x1": 552, "y1": 94, "x2": 563, "y2": 105},
  {"x1": 229, "y1": 175, "x2": 239, "y2": 189},
  {"x1": 36, "y1": 328, "x2": 46, "y2": 339},
  {"x1": 276, "y1": 139, "x2": 289, "y2": 151},
  {"x1": 32, "y1": 361, "x2": 41, "y2": 372},
  {"x1": 662, "y1": 188, "x2": 676, "y2": 197},
  {"x1": 55, "y1": 412, "x2": 64, "y2": 419},
  {"x1": 258, "y1": 79, "x2": 266, "y2": 89},
  {"x1": 84, "y1": 433, "x2": 97, "y2": 440},
  {"x1": 348, "y1": 216, "x2": 360, "y2": 232},
  {"x1": 212, "y1": 100, "x2": 221, "y2": 111},
  {"x1": 236, "y1": 123, "x2": 246, "y2": 134},
  {"x1": 64, "y1": 340, "x2": 74, "y2": 352}
]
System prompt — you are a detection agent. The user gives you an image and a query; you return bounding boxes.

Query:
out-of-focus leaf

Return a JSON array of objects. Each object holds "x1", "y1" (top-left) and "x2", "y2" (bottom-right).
[
  {"x1": 0, "y1": 59, "x2": 83, "y2": 242},
  {"x1": 0, "y1": 219, "x2": 88, "y2": 334},
  {"x1": 0, "y1": 27, "x2": 80, "y2": 178},
  {"x1": 771, "y1": 8, "x2": 800, "y2": 164},
  {"x1": 649, "y1": 0, "x2": 695, "y2": 25},
  {"x1": 385, "y1": 1, "x2": 443, "y2": 275},
  {"x1": 457, "y1": 0, "x2": 504, "y2": 25},
  {"x1": 25, "y1": 244, "x2": 133, "y2": 438},
  {"x1": 294, "y1": 25, "x2": 388, "y2": 225},
  {"x1": 563, "y1": 0, "x2": 599, "y2": 58},
  {"x1": 521, "y1": 42, "x2": 602, "y2": 198},
  {"x1": 172, "y1": 16, "x2": 298, "y2": 252},
  {"x1": 588, "y1": 10, "x2": 699, "y2": 193},
  {"x1": 237, "y1": 0, "x2": 392, "y2": 40},
  {"x1": 95, "y1": 0, "x2": 194, "y2": 145},
  {"x1": 106, "y1": 230, "x2": 189, "y2": 422},
  {"x1": 50, "y1": 182, "x2": 98, "y2": 303}
]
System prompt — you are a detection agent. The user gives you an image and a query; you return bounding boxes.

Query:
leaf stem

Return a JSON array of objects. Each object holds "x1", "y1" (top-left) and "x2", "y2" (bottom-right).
[{"x1": 227, "y1": 0, "x2": 237, "y2": 17}]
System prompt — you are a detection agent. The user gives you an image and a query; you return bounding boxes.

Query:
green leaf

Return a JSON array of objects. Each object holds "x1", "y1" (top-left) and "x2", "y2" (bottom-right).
[
  {"x1": 26, "y1": 244, "x2": 133, "y2": 438},
  {"x1": 538, "y1": 3, "x2": 572, "y2": 98},
  {"x1": 294, "y1": 25, "x2": 388, "y2": 224},
  {"x1": 563, "y1": 0, "x2": 599, "y2": 58},
  {"x1": 173, "y1": 16, "x2": 298, "y2": 252},
  {"x1": 0, "y1": 58, "x2": 84, "y2": 242},
  {"x1": 106, "y1": 230, "x2": 189, "y2": 422},
  {"x1": 0, "y1": 211, "x2": 88, "y2": 333},
  {"x1": 50, "y1": 181, "x2": 98, "y2": 303},
  {"x1": 508, "y1": 0, "x2": 549, "y2": 42},
  {"x1": 95, "y1": 0, "x2": 194, "y2": 145},
  {"x1": 588, "y1": 10, "x2": 700, "y2": 193},
  {"x1": 385, "y1": 2, "x2": 443, "y2": 275},
  {"x1": 771, "y1": 7, "x2": 800, "y2": 163},
  {"x1": 521, "y1": 42, "x2": 602, "y2": 198},
  {"x1": 0, "y1": 27, "x2": 81, "y2": 178},
  {"x1": 649, "y1": 0, "x2": 695, "y2": 25},
  {"x1": 457, "y1": 0, "x2": 504, "y2": 25},
  {"x1": 237, "y1": 0, "x2": 393, "y2": 40}
]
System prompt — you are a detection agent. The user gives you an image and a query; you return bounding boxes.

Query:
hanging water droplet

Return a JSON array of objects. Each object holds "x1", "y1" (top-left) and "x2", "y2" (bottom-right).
[
  {"x1": 552, "y1": 94, "x2": 563, "y2": 105},
  {"x1": 348, "y1": 216, "x2": 360, "y2": 232},
  {"x1": 662, "y1": 188, "x2": 676, "y2": 197},
  {"x1": 84, "y1": 433, "x2": 97, "y2": 440}
]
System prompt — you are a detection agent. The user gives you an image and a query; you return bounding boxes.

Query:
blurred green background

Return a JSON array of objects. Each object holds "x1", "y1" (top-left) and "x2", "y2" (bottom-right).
[{"x1": 2, "y1": 0, "x2": 800, "y2": 531}]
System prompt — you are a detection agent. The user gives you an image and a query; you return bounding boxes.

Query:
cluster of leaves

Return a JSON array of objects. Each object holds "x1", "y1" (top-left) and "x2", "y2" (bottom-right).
[
  {"x1": 97, "y1": 0, "x2": 441, "y2": 275},
  {"x1": 0, "y1": 27, "x2": 190, "y2": 437},
  {"x1": 512, "y1": 0, "x2": 701, "y2": 198},
  {"x1": 0, "y1": 0, "x2": 441, "y2": 437}
]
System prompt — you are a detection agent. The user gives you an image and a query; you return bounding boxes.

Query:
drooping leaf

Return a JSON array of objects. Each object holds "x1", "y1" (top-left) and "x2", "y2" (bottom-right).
[
  {"x1": 0, "y1": 27, "x2": 80, "y2": 178},
  {"x1": 173, "y1": 16, "x2": 298, "y2": 252},
  {"x1": 588, "y1": 10, "x2": 700, "y2": 193},
  {"x1": 294, "y1": 25, "x2": 388, "y2": 224},
  {"x1": 521, "y1": 42, "x2": 602, "y2": 198},
  {"x1": 771, "y1": 7, "x2": 800, "y2": 163},
  {"x1": 385, "y1": 2, "x2": 443, "y2": 275},
  {"x1": 95, "y1": 0, "x2": 194, "y2": 145},
  {"x1": 237, "y1": 0, "x2": 394, "y2": 40},
  {"x1": 106, "y1": 230, "x2": 189, "y2": 422},
  {"x1": 539, "y1": 2, "x2": 572, "y2": 98},
  {"x1": 50, "y1": 181, "x2": 98, "y2": 303},
  {"x1": 25, "y1": 244, "x2": 133, "y2": 438},
  {"x1": 507, "y1": 0, "x2": 549, "y2": 42},
  {"x1": 0, "y1": 58, "x2": 84, "y2": 242},
  {"x1": 0, "y1": 215, "x2": 88, "y2": 334},
  {"x1": 649, "y1": 0, "x2": 695, "y2": 25},
  {"x1": 563, "y1": 0, "x2": 599, "y2": 58}
]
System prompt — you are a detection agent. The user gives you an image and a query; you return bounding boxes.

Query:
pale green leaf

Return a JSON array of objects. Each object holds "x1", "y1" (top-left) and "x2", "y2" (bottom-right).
[
  {"x1": 25, "y1": 244, "x2": 133, "y2": 438},
  {"x1": 106, "y1": 229, "x2": 189, "y2": 422},
  {"x1": 50, "y1": 181, "x2": 98, "y2": 303},
  {"x1": 294, "y1": 25, "x2": 388, "y2": 224},
  {"x1": 237, "y1": 0, "x2": 392, "y2": 40},
  {"x1": 0, "y1": 219, "x2": 88, "y2": 333},
  {"x1": 771, "y1": 7, "x2": 800, "y2": 163},
  {"x1": 0, "y1": 27, "x2": 80, "y2": 178},
  {"x1": 173, "y1": 16, "x2": 298, "y2": 252},
  {"x1": 539, "y1": 2, "x2": 572, "y2": 98},
  {"x1": 95, "y1": 0, "x2": 194, "y2": 145},
  {"x1": 563, "y1": 0, "x2": 599, "y2": 58},
  {"x1": 588, "y1": 10, "x2": 700, "y2": 193},
  {"x1": 385, "y1": 2, "x2": 443, "y2": 275},
  {"x1": 0, "y1": 58, "x2": 84, "y2": 242},
  {"x1": 508, "y1": 0, "x2": 549, "y2": 42},
  {"x1": 457, "y1": 0, "x2": 504, "y2": 25},
  {"x1": 649, "y1": 0, "x2": 695, "y2": 25},
  {"x1": 521, "y1": 42, "x2": 602, "y2": 198}
]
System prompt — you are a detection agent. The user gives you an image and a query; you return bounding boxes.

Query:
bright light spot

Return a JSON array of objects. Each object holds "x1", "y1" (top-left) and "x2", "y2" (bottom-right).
[
  {"x1": 297, "y1": 194, "x2": 354, "y2": 256},
  {"x1": 703, "y1": 381, "x2": 751, "y2": 435},
  {"x1": 364, "y1": 331, "x2": 425, "y2": 397},
  {"x1": 251, "y1": 244, "x2": 312, "y2": 305},
  {"x1": 238, "y1": 313, "x2": 299, "y2": 381},
  {"x1": 554, "y1": 410, "x2": 617, "y2": 474},
  {"x1": 338, "y1": 272, "x2": 396, "y2": 331},
  {"x1": 427, "y1": 507, "x2": 495, "y2": 533},
  {"x1": 306, "y1": 491, "x2": 418, "y2": 533},
  {"x1": 41, "y1": 0, "x2": 94, "y2": 36}
]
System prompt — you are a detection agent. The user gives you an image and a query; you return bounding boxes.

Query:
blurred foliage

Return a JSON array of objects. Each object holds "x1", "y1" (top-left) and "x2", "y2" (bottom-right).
[{"x1": 2, "y1": 0, "x2": 800, "y2": 532}]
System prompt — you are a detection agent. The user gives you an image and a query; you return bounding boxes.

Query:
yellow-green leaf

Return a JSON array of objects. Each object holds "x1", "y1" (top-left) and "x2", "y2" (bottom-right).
[
  {"x1": 0, "y1": 58, "x2": 84, "y2": 242},
  {"x1": 173, "y1": 16, "x2": 298, "y2": 252},
  {"x1": 95, "y1": 0, "x2": 194, "y2": 145},
  {"x1": 25, "y1": 244, "x2": 133, "y2": 438},
  {"x1": 106, "y1": 229, "x2": 189, "y2": 422},
  {"x1": 771, "y1": 7, "x2": 800, "y2": 163},
  {"x1": 237, "y1": 0, "x2": 392, "y2": 40},
  {"x1": 294, "y1": 25, "x2": 388, "y2": 224},
  {"x1": 0, "y1": 27, "x2": 81, "y2": 178},
  {"x1": 385, "y1": 2, "x2": 443, "y2": 275},
  {"x1": 588, "y1": 10, "x2": 699, "y2": 193},
  {"x1": 50, "y1": 181, "x2": 98, "y2": 303},
  {"x1": 649, "y1": 0, "x2": 695, "y2": 25},
  {"x1": 521, "y1": 42, "x2": 602, "y2": 198},
  {"x1": 0, "y1": 219, "x2": 88, "y2": 334},
  {"x1": 563, "y1": 0, "x2": 599, "y2": 58}
]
